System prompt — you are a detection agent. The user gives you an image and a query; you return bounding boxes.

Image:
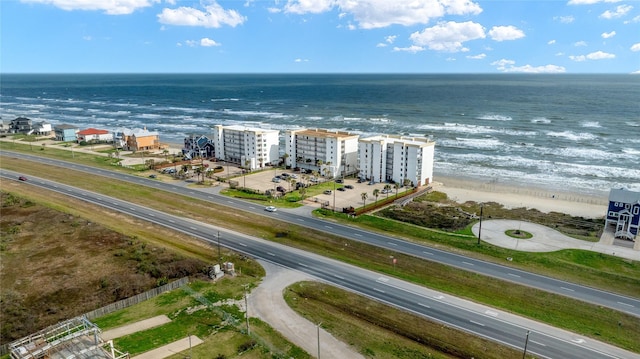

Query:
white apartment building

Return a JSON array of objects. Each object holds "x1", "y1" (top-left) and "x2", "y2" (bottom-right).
[
  {"x1": 213, "y1": 125, "x2": 279, "y2": 170},
  {"x1": 284, "y1": 128, "x2": 359, "y2": 178},
  {"x1": 359, "y1": 135, "x2": 435, "y2": 187}
]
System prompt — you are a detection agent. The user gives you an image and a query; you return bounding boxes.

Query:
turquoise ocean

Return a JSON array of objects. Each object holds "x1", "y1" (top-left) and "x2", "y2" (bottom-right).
[{"x1": 1, "y1": 74, "x2": 638, "y2": 195}]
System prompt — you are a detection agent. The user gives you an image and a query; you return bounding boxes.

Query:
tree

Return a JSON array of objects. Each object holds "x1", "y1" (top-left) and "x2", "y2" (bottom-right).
[
  {"x1": 299, "y1": 187, "x2": 307, "y2": 200},
  {"x1": 282, "y1": 153, "x2": 289, "y2": 168},
  {"x1": 194, "y1": 165, "x2": 204, "y2": 183},
  {"x1": 361, "y1": 192, "x2": 368, "y2": 208},
  {"x1": 244, "y1": 159, "x2": 251, "y2": 188},
  {"x1": 394, "y1": 182, "x2": 400, "y2": 197},
  {"x1": 403, "y1": 178, "x2": 412, "y2": 188},
  {"x1": 290, "y1": 178, "x2": 296, "y2": 191},
  {"x1": 162, "y1": 149, "x2": 169, "y2": 161},
  {"x1": 384, "y1": 184, "x2": 391, "y2": 198},
  {"x1": 373, "y1": 188, "x2": 380, "y2": 204},
  {"x1": 181, "y1": 164, "x2": 190, "y2": 178}
]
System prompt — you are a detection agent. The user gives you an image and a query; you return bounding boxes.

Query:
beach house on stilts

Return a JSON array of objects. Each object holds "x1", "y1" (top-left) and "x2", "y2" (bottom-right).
[{"x1": 605, "y1": 188, "x2": 640, "y2": 241}]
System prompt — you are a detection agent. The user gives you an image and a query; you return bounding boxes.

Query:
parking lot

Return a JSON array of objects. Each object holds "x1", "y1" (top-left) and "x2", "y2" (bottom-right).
[{"x1": 238, "y1": 166, "x2": 411, "y2": 211}]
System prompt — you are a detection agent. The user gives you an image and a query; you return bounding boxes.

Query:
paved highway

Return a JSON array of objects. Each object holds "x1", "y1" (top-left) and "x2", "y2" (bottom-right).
[
  {"x1": 1, "y1": 169, "x2": 635, "y2": 359},
  {"x1": 3, "y1": 151, "x2": 639, "y2": 319}
]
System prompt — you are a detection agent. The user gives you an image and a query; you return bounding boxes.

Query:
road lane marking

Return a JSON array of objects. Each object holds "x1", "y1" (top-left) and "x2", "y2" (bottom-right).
[
  {"x1": 530, "y1": 340, "x2": 546, "y2": 347},
  {"x1": 267, "y1": 252, "x2": 275, "y2": 256},
  {"x1": 189, "y1": 226, "x2": 196, "y2": 230},
  {"x1": 560, "y1": 287, "x2": 575, "y2": 292},
  {"x1": 373, "y1": 288, "x2": 385, "y2": 293},
  {"x1": 238, "y1": 243, "x2": 247, "y2": 247},
  {"x1": 422, "y1": 251, "x2": 434, "y2": 255},
  {"x1": 434, "y1": 295, "x2": 444, "y2": 299},
  {"x1": 387, "y1": 242, "x2": 397, "y2": 246},
  {"x1": 333, "y1": 274, "x2": 345, "y2": 280},
  {"x1": 353, "y1": 233, "x2": 362, "y2": 237},
  {"x1": 168, "y1": 219, "x2": 175, "y2": 223},
  {"x1": 508, "y1": 273, "x2": 521, "y2": 278},
  {"x1": 470, "y1": 320, "x2": 485, "y2": 327},
  {"x1": 324, "y1": 225, "x2": 332, "y2": 229},
  {"x1": 298, "y1": 263, "x2": 309, "y2": 268},
  {"x1": 417, "y1": 302, "x2": 430, "y2": 309},
  {"x1": 148, "y1": 213, "x2": 155, "y2": 217},
  {"x1": 377, "y1": 277, "x2": 389, "y2": 282},
  {"x1": 485, "y1": 310, "x2": 498, "y2": 317},
  {"x1": 297, "y1": 218, "x2": 305, "y2": 221},
  {"x1": 617, "y1": 301, "x2": 635, "y2": 307},
  {"x1": 207, "y1": 196, "x2": 214, "y2": 199},
  {"x1": 571, "y1": 338, "x2": 585, "y2": 344},
  {"x1": 462, "y1": 261, "x2": 474, "y2": 266}
]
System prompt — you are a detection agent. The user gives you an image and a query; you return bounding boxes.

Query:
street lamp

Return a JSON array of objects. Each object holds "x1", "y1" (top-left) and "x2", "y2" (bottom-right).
[{"x1": 522, "y1": 330, "x2": 530, "y2": 359}]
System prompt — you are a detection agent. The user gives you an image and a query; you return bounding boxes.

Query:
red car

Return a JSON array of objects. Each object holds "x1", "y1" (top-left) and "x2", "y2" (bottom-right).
[{"x1": 18, "y1": 176, "x2": 28, "y2": 181}]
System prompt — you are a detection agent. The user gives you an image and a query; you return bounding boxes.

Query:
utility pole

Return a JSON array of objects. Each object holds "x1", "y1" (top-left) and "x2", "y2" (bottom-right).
[
  {"x1": 478, "y1": 203, "x2": 483, "y2": 245},
  {"x1": 243, "y1": 284, "x2": 250, "y2": 336},
  {"x1": 522, "y1": 330, "x2": 530, "y2": 359},
  {"x1": 317, "y1": 322, "x2": 322, "y2": 359}
]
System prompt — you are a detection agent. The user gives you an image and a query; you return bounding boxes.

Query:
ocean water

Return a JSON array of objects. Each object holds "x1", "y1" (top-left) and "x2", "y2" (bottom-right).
[{"x1": 1, "y1": 73, "x2": 639, "y2": 195}]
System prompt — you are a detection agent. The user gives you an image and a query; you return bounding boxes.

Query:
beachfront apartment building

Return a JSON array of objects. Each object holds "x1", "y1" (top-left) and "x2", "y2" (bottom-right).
[
  {"x1": 605, "y1": 188, "x2": 640, "y2": 241},
  {"x1": 212, "y1": 125, "x2": 279, "y2": 170},
  {"x1": 359, "y1": 135, "x2": 435, "y2": 187},
  {"x1": 284, "y1": 128, "x2": 359, "y2": 178}
]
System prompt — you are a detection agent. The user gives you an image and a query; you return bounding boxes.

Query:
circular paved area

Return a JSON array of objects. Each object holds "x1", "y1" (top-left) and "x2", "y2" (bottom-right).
[{"x1": 472, "y1": 219, "x2": 640, "y2": 261}]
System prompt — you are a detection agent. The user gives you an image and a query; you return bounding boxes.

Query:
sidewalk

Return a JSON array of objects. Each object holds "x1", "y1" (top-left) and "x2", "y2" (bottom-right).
[{"x1": 472, "y1": 219, "x2": 640, "y2": 261}]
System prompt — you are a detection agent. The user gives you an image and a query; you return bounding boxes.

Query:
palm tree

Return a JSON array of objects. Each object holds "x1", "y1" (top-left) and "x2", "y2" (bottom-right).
[
  {"x1": 289, "y1": 178, "x2": 296, "y2": 191},
  {"x1": 361, "y1": 192, "x2": 368, "y2": 207},
  {"x1": 162, "y1": 149, "x2": 169, "y2": 162},
  {"x1": 384, "y1": 184, "x2": 391, "y2": 198},
  {"x1": 195, "y1": 165, "x2": 203, "y2": 183},
  {"x1": 373, "y1": 188, "x2": 380, "y2": 204},
  {"x1": 244, "y1": 159, "x2": 251, "y2": 188},
  {"x1": 403, "y1": 178, "x2": 412, "y2": 188},
  {"x1": 394, "y1": 182, "x2": 400, "y2": 197},
  {"x1": 299, "y1": 187, "x2": 307, "y2": 200}
]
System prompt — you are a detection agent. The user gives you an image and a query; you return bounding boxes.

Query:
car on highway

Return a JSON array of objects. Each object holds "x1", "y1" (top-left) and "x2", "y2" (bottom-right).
[
  {"x1": 264, "y1": 206, "x2": 277, "y2": 212},
  {"x1": 18, "y1": 176, "x2": 28, "y2": 181}
]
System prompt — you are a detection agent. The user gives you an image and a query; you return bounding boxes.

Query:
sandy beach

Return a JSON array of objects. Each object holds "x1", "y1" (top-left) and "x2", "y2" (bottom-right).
[{"x1": 432, "y1": 176, "x2": 608, "y2": 219}]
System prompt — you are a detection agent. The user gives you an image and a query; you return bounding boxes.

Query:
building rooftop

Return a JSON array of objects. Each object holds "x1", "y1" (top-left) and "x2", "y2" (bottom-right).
[
  {"x1": 78, "y1": 128, "x2": 110, "y2": 135},
  {"x1": 609, "y1": 188, "x2": 640, "y2": 204},
  {"x1": 289, "y1": 128, "x2": 359, "y2": 139},
  {"x1": 218, "y1": 124, "x2": 278, "y2": 134},
  {"x1": 360, "y1": 134, "x2": 435, "y2": 147}
]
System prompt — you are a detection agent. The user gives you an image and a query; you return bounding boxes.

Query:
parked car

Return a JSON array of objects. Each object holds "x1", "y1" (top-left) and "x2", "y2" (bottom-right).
[
  {"x1": 272, "y1": 177, "x2": 281, "y2": 183},
  {"x1": 337, "y1": 187, "x2": 345, "y2": 191},
  {"x1": 323, "y1": 190, "x2": 332, "y2": 195},
  {"x1": 18, "y1": 176, "x2": 28, "y2": 181},
  {"x1": 296, "y1": 182, "x2": 306, "y2": 189},
  {"x1": 276, "y1": 186, "x2": 286, "y2": 192},
  {"x1": 357, "y1": 178, "x2": 365, "y2": 183},
  {"x1": 290, "y1": 174, "x2": 298, "y2": 179},
  {"x1": 381, "y1": 188, "x2": 391, "y2": 194},
  {"x1": 345, "y1": 184, "x2": 354, "y2": 189},
  {"x1": 335, "y1": 179, "x2": 343, "y2": 183},
  {"x1": 265, "y1": 206, "x2": 277, "y2": 212},
  {"x1": 310, "y1": 177, "x2": 319, "y2": 183},
  {"x1": 148, "y1": 174, "x2": 157, "y2": 179}
]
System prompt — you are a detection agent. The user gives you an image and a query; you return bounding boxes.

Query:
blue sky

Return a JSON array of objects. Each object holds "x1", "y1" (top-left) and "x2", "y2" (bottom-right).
[{"x1": 1, "y1": 0, "x2": 639, "y2": 73}]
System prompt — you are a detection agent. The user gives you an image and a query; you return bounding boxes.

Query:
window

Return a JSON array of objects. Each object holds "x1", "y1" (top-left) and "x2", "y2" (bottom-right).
[
  {"x1": 634, "y1": 206, "x2": 640, "y2": 215},
  {"x1": 609, "y1": 211, "x2": 617, "y2": 217}
]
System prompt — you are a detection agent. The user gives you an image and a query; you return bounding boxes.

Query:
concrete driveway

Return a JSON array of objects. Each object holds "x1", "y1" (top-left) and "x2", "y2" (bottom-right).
[{"x1": 473, "y1": 219, "x2": 640, "y2": 261}]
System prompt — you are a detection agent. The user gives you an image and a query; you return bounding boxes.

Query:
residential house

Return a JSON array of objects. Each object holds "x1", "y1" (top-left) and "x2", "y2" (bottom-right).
[
  {"x1": 183, "y1": 134, "x2": 215, "y2": 160},
  {"x1": 359, "y1": 135, "x2": 435, "y2": 187},
  {"x1": 284, "y1": 128, "x2": 359, "y2": 178},
  {"x1": 0, "y1": 120, "x2": 11, "y2": 134},
  {"x1": 9, "y1": 117, "x2": 33, "y2": 134},
  {"x1": 77, "y1": 128, "x2": 113, "y2": 143},
  {"x1": 605, "y1": 188, "x2": 640, "y2": 241},
  {"x1": 32, "y1": 121, "x2": 53, "y2": 136},
  {"x1": 212, "y1": 125, "x2": 279, "y2": 170},
  {"x1": 54, "y1": 124, "x2": 79, "y2": 142},
  {"x1": 124, "y1": 128, "x2": 161, "y2": 151}
]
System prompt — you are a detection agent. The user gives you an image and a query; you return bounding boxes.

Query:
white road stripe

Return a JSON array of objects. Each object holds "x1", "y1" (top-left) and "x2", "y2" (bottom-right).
[{"x1": 470, "y1": 320, "x2": 485, "y2": 327}]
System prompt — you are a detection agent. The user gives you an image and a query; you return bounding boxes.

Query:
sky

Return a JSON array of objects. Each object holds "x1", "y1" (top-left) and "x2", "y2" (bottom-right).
[{"x1": 1, "y1": 0, "x2": 639, "y2": 73}]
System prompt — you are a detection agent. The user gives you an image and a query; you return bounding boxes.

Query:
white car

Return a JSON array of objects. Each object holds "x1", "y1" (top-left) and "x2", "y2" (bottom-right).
[{"x1": 265, "y1": 206, "x2": 277, "y2": 212}]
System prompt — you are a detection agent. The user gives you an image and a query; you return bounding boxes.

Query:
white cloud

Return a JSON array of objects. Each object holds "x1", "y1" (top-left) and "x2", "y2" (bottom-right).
[
  {"x1": 158, "y1": 1, "x2": 246, "y2": 28},
  {"x1": 200, "y1": 38, "x2": 220, "y2": 47},
  {"x1": 20, "y1": 0, "x2": 158, "y2": 15},
  {"x1": 491, "y1": 59, "x2": 565, "y2": 73},
  {"x1": 548, "y1": 39, "x2": 556, "y2": 45},
  {"x1": 625, "y1": 15, "x2": 640, "y2": 24},
  {"x1": 82, "y1": 35, "x2": 92, "y2": 41},
  {"x1": 488, "y1": 25, "x2": 525, "y2": 41},
  {"x1": 600, "y1": 4, "x2": 633, "y2": 19},
  {"x1": 282, "y1": 0, "x2": 483, "y2": 29},
  {"x1": 631, "y1": 43, "x2": 640, "y2": 52},
  {"x1": 569, "y1": 50, "x2": 616, "y2": 61},
  {"x1": 184, "y1": 40, "x2": 197, "y2": 47},
  {"x1": 409, "y1": 21, "x2": 485, "y2": 52},
  {"x1": 554, "y1": 15, "x2": 575, "y2": 23},
  {"x1": 393, "y1": 45, "x2": 425, "y2": 53},
  {"x1": 568, "y1": 0, "x2": 622, "y2": 4},
  {"x1": 378, "y1": 35, "x2": 397, "y2": 47},
  {"x1": 574, "y1": 41, "x2": 587, "y2": 46},
  {"x1": 601, "y1": 31, "x2": 616, "y2": 38},
  {"x1": 294, "y1": 58, "x2": 310, "y2": 62},
  {"x1": 466, "y1": 53, "x2": 486, "y2": 59}
]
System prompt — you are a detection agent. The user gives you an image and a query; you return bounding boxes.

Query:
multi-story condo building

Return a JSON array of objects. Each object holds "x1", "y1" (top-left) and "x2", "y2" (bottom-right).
[
  {"x1": 213, "y1": 125, "x2": 279, "y2": 170},
  {"x1": 284, "y1": 128, "x2": 359, "y2": 178},
  {"x1": 359, "y1": 135, "x2": 435, "y2": 187}
]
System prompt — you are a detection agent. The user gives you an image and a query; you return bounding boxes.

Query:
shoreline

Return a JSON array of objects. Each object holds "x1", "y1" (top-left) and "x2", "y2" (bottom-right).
[{"x1": 432, "y1": 175, "x2": 608, "y2": 219}]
